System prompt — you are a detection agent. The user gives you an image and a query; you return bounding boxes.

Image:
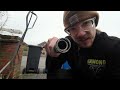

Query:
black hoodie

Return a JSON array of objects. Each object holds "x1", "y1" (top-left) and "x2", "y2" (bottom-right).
[{"x1": 46, "y1": 31, "x2": 120, "y2": 80}]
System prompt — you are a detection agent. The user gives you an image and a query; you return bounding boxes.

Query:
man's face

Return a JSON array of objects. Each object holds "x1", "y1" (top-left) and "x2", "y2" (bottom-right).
[{"x1": 65, "y1": 17, "x2": 96, "y2": 48}]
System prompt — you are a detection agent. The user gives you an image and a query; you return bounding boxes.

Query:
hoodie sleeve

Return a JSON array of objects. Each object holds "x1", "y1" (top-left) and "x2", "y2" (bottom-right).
[
  {"x1": 109, "y1": 38, "x2": 120, "y2": 79},
  {"x1": 45, "y1": 54, "x2": 66, "y2": 79}
]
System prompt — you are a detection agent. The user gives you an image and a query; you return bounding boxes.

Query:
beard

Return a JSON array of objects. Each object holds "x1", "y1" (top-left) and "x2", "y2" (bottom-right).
[{"x1": 73, "y1": 34, "x2": 94, "y2": 48}]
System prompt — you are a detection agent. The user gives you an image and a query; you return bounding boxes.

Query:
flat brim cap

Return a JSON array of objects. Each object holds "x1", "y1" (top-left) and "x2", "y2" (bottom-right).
[{"x1": 63, "y1": 11, "x2": 99, "y2": 29}]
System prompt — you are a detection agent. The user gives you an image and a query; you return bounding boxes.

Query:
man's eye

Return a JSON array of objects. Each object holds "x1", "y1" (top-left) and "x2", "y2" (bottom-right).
[
  {"x1": 83, "y1": 20, "x2": 93, "y2": 26},
  {"x1": 69, "y1": 27, "x2": 76, "y2": 31}
]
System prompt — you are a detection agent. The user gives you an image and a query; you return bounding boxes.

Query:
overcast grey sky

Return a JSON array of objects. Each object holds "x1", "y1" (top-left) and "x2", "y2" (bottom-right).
[{"x1": 1, "y1": 11, "x2": 120, "y2": 45}]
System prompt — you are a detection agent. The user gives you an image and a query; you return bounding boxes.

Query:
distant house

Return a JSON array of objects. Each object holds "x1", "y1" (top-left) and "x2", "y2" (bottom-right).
[
  {"x1": 38, "y1": 41, "x2": 46, "y2": 48},
  {"x1": 38, "y1": 41, "x2": 47, "y2": 57}
]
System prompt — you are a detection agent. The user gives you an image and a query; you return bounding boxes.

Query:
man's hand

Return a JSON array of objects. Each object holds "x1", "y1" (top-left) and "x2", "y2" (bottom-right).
[{"x1": 45, "y1": 37, "x2": 61, "y2": 57}]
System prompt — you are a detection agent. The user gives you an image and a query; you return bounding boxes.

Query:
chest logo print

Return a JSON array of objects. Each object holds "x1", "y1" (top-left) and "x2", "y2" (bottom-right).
[{"x1": 87, "y1": 59, "x2": 106, "y2": 75}]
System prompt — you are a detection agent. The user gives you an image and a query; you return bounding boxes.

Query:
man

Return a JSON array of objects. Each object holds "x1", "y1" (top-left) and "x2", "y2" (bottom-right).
[{"x1": 45, "y1": 11, "x2": 120, "y2": 79}]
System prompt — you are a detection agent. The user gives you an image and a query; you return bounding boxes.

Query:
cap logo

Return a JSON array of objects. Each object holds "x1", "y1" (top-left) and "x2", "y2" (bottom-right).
[{"x1": 69, "y1": 14, "x2": 79, "y2": 26}]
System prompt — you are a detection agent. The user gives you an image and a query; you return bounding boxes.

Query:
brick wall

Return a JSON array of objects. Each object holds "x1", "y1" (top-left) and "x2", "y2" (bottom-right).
[{"x1": 0, "y1": 34, "x2": 23, "y2": 79}]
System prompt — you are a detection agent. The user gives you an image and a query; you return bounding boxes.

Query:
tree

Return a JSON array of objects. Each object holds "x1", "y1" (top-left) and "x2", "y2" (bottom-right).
[
  {"x1": 0, "y1": 11, "x2": 23, "y2": 36},
  {"x1": 0, "y1": 11, "x2": 8, "y2": 30}
]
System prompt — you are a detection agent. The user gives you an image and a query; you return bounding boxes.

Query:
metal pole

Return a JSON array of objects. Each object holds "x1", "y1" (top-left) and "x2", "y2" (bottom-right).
[{"x1": 0, "y1": 11, "x2": 38, "y2": 78}]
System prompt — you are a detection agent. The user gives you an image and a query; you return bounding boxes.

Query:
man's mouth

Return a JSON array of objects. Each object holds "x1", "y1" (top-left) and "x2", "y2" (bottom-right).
[{"x1": 79, "y1": 37, "x2": 90, "y2": 42}]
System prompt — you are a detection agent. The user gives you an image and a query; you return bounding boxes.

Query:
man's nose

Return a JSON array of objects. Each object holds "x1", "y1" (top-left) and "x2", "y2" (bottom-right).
[{"x1": 76, "y1": 29, "x2": 86, "y2": 37}]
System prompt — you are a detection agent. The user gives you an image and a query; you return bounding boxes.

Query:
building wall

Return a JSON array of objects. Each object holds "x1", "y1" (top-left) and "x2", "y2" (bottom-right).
[{"x1": 0, "y1": 34, "x2": 23, "y2": 79}]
